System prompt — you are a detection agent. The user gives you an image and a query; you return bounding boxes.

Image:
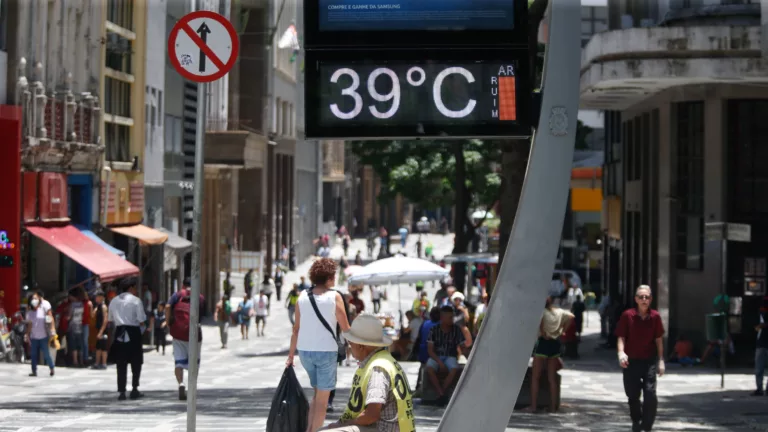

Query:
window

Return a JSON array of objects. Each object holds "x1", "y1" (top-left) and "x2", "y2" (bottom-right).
[
  {"x1": 727, "y1": 100, "x2": 768, "y2": 217},
  {"x1": 107, "y1": 0, "x2": 134, "y2": 31},
  {"x1": 675, "y1": 101, "x2": 704, "y2": 270},
  {"x1": 104, "y1": 77, "x2": 131, "y2": 118},
  {"x1": 273, "y1": 0, "x2": 297, "y2": 79},
  {"x1": 165, "y1": 115, "x2": 183, "y2": 154},
  {"x1": 581, "y1": 6, "x2": 608, "y2": 46},
  {"x1": 282, "y1": 101, "x2": 289, "y2": 136},
  {"x1": 105, "y1": 33, "x2": 133, "y2": 74},
  {"x1": 273, "y1": 97, "x2": 281, "y2": 134},
  {"x1": 105, "y1": 122, "x2": 131, "y2": 162}
]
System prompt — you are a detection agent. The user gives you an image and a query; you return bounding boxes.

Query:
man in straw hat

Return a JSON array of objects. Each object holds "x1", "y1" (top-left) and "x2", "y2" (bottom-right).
[{"x1": 321, "y1": 314, "x2": 416, "y2": 432}]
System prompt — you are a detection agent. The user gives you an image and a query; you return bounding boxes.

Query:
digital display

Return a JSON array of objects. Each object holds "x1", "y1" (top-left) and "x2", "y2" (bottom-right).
[
  {"x1": 318, "y1": 61, "x2": 519, "y2": 129},
  {"x1": 318, "y1": 0, "x2": 514, "y2": 32}
]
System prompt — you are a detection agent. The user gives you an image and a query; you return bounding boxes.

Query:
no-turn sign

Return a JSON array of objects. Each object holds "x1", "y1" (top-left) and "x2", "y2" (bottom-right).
[{"x1": 168, "y1": 10, "x2": 239, "y2": 83}]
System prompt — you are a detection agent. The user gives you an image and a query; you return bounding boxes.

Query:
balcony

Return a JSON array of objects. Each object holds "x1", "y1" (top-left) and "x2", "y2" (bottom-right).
[
  {"x1": 205, "y1": 130, "x2": 267, "y2": 169},
  {"x1": 17, "y1": 59, "x2": 103, "y2": 172},
  {"x1": 322, "y1": 140, "x2": 345, "y2": 183},
  {"x1": 580, "y1": 25, "x2": 768, "y2": 110}
]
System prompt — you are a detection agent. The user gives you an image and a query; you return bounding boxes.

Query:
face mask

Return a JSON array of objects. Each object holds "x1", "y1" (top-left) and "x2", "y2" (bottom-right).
[{"x1": 30, "y1": 299, "x2": 40, "y2": 308}]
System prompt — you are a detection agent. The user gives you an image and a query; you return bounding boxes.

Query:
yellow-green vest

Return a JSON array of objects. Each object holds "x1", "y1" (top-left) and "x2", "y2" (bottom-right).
[{"x1": 340, "y1": 350, "x2": 416, "y2": 432}]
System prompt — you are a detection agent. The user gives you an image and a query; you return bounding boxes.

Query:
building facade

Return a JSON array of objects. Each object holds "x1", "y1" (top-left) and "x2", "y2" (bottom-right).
[{"x1": 586, "y1": 0, "x2": 768, "y2": 357}]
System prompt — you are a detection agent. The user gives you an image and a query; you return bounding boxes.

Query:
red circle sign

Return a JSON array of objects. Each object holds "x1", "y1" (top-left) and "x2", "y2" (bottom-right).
[{"x1": 168, "y1": 10, "x2": 239, "y2": 83}]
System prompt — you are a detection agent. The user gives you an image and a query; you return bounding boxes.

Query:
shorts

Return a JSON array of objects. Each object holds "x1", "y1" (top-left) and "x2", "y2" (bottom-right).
[
  {"x1": 95, "y1": 337, "x2": 108, "y2": 351},
  {"x1": 68, "y1": 332, "x2": 83, "y2": 351},
  {"x1": 426, "y1": 355, "x2": 460, "y2": 371},
  {"x1": 299, "y1": 350, "x2": 338, "y2": 391},
  {"x1": 535, "y1": 337, "x2": 561, "y2": 358},
  {"x1": 256, "y1": 315, "x2": 266, "y2": 324},
  {"x1": 173, "y1": 339, "x2": 201, "y2": 370}
]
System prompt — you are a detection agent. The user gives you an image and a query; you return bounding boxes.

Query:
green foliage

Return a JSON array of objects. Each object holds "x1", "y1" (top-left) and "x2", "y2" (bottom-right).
[
  {"x1": 575, "y1": 120, "x2": 594, "y2": 150},
  {"x1": 348, "y1": 140, "x2": 501, "y2": 212}
]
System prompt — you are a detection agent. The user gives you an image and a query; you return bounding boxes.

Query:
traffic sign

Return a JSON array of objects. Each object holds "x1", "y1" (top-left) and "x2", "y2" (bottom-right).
[{"x1": 168, "y1": 10, "x2": 239, "y2": 83}]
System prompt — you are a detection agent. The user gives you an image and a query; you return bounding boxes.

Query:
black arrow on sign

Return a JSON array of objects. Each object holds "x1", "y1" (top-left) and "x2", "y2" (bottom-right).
[{"x1": 196, "y1": 22, "x2": 211, "y2": 72}]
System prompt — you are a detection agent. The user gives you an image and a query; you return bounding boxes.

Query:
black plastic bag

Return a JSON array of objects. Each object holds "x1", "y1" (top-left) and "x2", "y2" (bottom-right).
[{"x1": 267, "y1": 366, "x2": 309, "y2": 432}]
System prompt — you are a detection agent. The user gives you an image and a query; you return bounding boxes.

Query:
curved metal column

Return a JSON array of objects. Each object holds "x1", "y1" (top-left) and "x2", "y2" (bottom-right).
[{"x1": 436, "y1": 2, "x2": 582, "y2": 431}]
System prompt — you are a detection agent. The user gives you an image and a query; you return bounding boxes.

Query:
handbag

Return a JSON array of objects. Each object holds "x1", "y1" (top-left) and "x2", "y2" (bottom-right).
[{"x1": 308, "y1": 291, "x2": 346, "y2": 363}]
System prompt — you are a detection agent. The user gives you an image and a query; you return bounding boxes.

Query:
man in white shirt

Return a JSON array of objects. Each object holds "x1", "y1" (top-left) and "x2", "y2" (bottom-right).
[
  {"x1": 255, "y1": 289, "x2": 269, "y2": 337},
  {"x1": 108, "y1": 277, "x2": 147, "y2": 401}
]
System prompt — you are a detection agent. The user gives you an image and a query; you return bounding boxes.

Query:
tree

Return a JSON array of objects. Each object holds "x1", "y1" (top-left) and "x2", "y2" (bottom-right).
[{"x1": 349, "y1": 139, "x2": 500, "y2": 291}]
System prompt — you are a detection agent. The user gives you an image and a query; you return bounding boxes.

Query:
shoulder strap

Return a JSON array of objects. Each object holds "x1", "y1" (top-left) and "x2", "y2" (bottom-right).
[{"x1": 308, "y1": 290, "x2": 339, "y2": 341}]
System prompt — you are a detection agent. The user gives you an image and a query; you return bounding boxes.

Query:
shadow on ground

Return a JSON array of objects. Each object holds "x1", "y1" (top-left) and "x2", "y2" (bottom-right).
[{"x1": 2, "y1": 386, "x2": 761, "y2": 431}]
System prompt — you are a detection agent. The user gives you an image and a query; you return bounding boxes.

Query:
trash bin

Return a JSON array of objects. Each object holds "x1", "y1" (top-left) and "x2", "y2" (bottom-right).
[{"x1": 706, "y1": 313, "x2": 727, "y2": 341}]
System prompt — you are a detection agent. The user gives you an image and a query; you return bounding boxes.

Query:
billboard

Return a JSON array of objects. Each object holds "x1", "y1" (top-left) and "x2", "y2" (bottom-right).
[{"x1": 318, "y1": 0, "x2": 515, "y2": 32}]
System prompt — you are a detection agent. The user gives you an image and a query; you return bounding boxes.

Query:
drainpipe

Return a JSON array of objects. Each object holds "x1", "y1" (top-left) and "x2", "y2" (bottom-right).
[{"x1": 102, "y1": 166, "x2": 112, "y2": 227}]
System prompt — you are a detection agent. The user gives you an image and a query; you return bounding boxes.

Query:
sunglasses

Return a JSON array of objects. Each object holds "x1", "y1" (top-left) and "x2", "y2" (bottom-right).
[{"x1": 635, "y1": 295, "x2": 651, "y2": 301}]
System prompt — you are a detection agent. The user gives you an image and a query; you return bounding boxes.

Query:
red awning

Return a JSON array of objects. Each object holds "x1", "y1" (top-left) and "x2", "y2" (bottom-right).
[{"x1": 26, "y1": 225, "x2": 139, "y2": 282}]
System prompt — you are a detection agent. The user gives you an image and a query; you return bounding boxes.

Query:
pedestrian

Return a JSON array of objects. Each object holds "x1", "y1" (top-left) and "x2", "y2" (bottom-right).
[
  {"x1": 598, "y1": 291, "x2": 611, "y2": 339},
  {"x1": 215, "y1": 294, "x2": 232, "y2": 349},
  {"x1": 255, "y1": 289, "x2": 269, "y2": 337},
  {"x1": 320, "y1": 314, "x2": 417, "y2": 432},
  {"x1": 371, "y1": 285, "x2": 383, "y2": 314},
  {"x1": 286, "y1": 258, "x2": 351, "y2": 432},
  {"x1": 261, "y1": 275, "x2": 274, "y2": 315},
  {"x1": 572, "y1": 294, "x2": 586, "y2": 337},
  {"x1": 286, "y1": 284, "x2": 299, "y2": 325},
  {"x1": 242, "y1": 270, "x2": 252, "y2": 297},
  {"x1": 168, "y1": 282, "x2": 205, "y2": 401},
  {"x1": 616, "y1": 285, "x2": 665, "y2": 432},
  {"x1": 154, "y1": 302, "x2": 168, "y2": 355},
  {"x1": 67, "y1": 288, "x2": 85, "y2": 368},
  {"x1": 80, "y1": 288, "x2": 93, "y2": 366},
  {"x1": 24, "y1": 291, "x2": 56, "y2": 377},
  {"x1": 298, "y1": 276, "x2": 311, "y2": 292},
  {"x1": 354, "y1": 250, "x2": 363, "y2": 266},
  {"x1": 525, "y1": 295, "x2": 573, "y2": 413},
  {"x1": 342, "y1": 234, "x2": 350, "y2": 257},
  {"x1": 752, "y1": 296, "x2": 768, "y2": 395},
  {"x1": 274, "y1": 266, "x2": 284, "y2": 302},
  {"x1": 225, "y1": 272, "x2": 235, "y2": 297},
  {"x1": 425, "y1": 305, "x2": 473, "y2": 405},
  {"x1": 107, "y1": 277, "x2": 146, "y2": 400},
  {"x1": 91, "y1": 290, "x2": 109, "y2": 370},
  {"x1": 237, "y1": 294, "x2": 255, "y2": 339}
]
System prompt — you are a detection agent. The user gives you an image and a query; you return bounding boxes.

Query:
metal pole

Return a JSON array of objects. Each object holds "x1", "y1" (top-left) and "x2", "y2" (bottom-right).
[
  {"x1": 186, "y1": 80, "x2": 206, "y2": 431},
  {"x1": 720, "y1": 238, "x2": 727, "y2": 388},
  {"x1": 437, "y1": 1, "x2": 581, "y2": 430}
]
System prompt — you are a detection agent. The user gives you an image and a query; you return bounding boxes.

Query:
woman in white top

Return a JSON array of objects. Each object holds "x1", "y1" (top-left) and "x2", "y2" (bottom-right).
[{"x1": 287, "y1": 258, "x2": 351, "y2": 432}]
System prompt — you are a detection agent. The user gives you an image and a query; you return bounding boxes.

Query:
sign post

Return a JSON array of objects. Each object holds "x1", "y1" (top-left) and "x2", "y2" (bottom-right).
[
  {"x1": 168, "y1": 8, "x2": 239, "y2": 431},
  {"x1": 706, "y1": 222, "x2": 751, "y2": 388}
]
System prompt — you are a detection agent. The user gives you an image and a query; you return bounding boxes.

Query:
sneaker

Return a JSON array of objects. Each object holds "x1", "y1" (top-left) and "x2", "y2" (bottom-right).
[
  {"x1": 129, "y1": 390, "x2": 144, "y2": 400},
  {"x1": 327, "y1": 404, "x2": 334, "y2": 413},
  {"x1": 29, "y1": 372, "x2": 37, "y2": 377},
  {"x1": 118, "y1": 392, "x2": 127, "y2": 401},
  {"x1": 179, "y1": 385, "x2": 187, "y2": 401},
  {"x1": 50, "y1": 369, "x2": 54, "y2": 377},
  {"x1": 632, "y1": 422, "x2": 642, "y2": 432},
  {"x1": 752, "y1": 390, "x2": 764, "y2": 396}
]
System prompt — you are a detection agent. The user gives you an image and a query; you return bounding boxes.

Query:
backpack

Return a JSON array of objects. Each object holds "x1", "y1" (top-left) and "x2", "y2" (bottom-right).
[{"x1": 170, "y1": 289, "x2": 202, "y2": 342}]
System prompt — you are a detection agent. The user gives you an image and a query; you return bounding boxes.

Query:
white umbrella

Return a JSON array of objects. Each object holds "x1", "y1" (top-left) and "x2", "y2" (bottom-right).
[
  {"x1": 347, "y1": 256, "x2": 449, "y2": 285},
  {"x1": 347, "y1": 256, "x2": 449, "y2": 328}
]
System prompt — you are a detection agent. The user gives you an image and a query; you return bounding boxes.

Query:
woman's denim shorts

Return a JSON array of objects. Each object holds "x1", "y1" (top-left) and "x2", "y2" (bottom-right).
[{"x1": 298, "y1": 350, "x2": 338, "y2": 391}]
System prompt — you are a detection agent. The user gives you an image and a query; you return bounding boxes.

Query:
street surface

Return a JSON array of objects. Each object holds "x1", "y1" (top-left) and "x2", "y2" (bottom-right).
[{"x1": 1, "y1": 234, "x2": 767, "y2": 431}]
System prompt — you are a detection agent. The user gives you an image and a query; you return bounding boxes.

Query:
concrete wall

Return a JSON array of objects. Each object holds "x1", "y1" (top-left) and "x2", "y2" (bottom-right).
[
  {"x1": 6, "y1": 0, "x2": 103, "y2": 104},
  {"x1": 145, "y1": 0, "x2": 168, "y2": 226},
  {"x1": 624, "y1": 83, "x2": 768, "y2": 345}
]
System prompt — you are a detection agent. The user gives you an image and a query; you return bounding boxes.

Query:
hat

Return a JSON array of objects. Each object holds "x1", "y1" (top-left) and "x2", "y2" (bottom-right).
[
  {"x1": 94, "y1": 290, "x2": 105, "y2": 297},
  {"x1": 343, "y1": 314, "x2": 393, "y2": 347},
  {"x1": 451, "y1": 292, "x2": 465, "y2": 302}
]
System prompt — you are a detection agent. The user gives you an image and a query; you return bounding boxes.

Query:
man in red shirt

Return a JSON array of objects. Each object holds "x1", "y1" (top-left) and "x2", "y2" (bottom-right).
[{"x1": 616, "y1": 285, "x2": 665, "y2": 432}]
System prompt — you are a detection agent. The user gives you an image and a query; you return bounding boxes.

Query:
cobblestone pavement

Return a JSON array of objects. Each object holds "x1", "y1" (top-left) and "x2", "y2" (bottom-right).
[{"x1": 2, "y1": 235, "x2": 768, "y2": 431}]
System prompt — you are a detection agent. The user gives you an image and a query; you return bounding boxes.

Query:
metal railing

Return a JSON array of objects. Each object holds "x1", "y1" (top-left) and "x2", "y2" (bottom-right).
[{"x1": 229, "y1": 250, "x2": 265, "y2": 277}]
